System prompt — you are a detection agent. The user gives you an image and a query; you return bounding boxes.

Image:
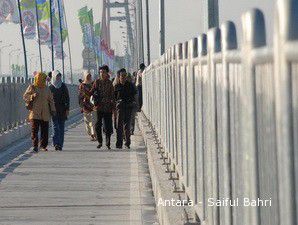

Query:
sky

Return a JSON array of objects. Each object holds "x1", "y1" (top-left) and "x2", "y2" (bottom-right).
[{"x1": 0, "y1": 0, "x2": 274, "y2": 77}]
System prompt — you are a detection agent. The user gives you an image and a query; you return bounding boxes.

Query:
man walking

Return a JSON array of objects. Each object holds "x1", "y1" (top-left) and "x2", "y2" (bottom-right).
[
  {"x1": 91, "y1": 65, "x2": 115, "y2": 149},
  {"x1": 114, "y1": 69, "x2": 137, "y2": 149}
]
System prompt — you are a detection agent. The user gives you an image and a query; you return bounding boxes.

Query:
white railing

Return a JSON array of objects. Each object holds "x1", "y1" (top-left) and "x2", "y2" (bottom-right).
[{"x1": 142, "y1": 0, "x2": 298, "y2": 224}]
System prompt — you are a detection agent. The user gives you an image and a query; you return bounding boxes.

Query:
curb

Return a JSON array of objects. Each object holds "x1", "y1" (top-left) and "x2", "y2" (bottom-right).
[{"x1": 137, "y1": 113, "x2": 199, "y2": 225}]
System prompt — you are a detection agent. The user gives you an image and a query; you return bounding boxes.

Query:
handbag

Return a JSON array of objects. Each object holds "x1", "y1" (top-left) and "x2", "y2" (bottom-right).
[{"x1": 25, "y1": 85, "x2": 36, "y2": 110}]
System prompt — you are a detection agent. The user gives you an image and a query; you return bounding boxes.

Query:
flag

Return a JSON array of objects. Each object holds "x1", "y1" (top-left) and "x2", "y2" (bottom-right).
[
  {"x1": 78, "y1": 6, "x2": 91, "y2": 48},
  {"x1": 20, "y1": 0, "x2": 36, "y2": 39},
  {"x1": 94, "y1": 22, "x2": 101, "y2": 56},
  {"x1": 50, "y1": 0, "x2": 67, "y2": 59},
  {"x1": 0, "y1": 0, "x2": 19, "y2": 24},
  {"x1": 78, "y1": 7, "x2": 94, "y2": 49},
  {"x1": 36, "y1": 0, "x2": 51, "y2": 45}
]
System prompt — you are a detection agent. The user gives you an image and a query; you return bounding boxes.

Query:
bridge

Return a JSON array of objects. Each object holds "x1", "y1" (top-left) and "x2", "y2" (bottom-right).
[{"x1": 1, "y1": 0, "x2": 298, "y2": 225}]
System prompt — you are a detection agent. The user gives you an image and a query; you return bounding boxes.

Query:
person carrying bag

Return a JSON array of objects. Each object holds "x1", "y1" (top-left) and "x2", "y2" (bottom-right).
[{"x1": 23, "y1": 72, "x2": 56, "y2": 153}]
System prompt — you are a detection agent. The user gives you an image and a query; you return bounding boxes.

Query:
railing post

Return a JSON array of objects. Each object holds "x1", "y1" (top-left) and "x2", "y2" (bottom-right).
[
  {"x1": 187, "y1": 37, "x2": 198, "y2": 203},
  {"x1": 241, "y1": 8, "x2": 266, "y2": 225},
  {"x1": 175, "y1": 43, "x2": 183, "y2": 178},
  {"x1": 171, "y1": 45, "x2": 179, "y2": 166},
  {"x1": 206, "y1": 27, "x2": 221, "y2": 225},
  {"x1": 181, "y1": 41, "x2": 189, "y2": 188},
  {"x1": 195, "y1": 33, "x2": 207, "y2": 220},
  {"x1": 218, "y1": 21, "x2": 237, "y2": 225},
  {"x1": 274, "y1": 0, "x2": 298, "y2": 224}
]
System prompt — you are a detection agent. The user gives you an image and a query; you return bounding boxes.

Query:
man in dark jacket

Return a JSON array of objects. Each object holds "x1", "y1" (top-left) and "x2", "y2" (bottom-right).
[
  {"x1": 91, "y1": 65, "x2": 115, "y2": 149},
  {"x1": 114, "y1": 68, "x2": 137, "y2": 149}
]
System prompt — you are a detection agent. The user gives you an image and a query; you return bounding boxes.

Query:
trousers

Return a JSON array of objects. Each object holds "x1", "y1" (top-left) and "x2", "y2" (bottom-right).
[
  {"x1": 96, "y1": 111, "x2": 113, "y2": 145},
  {"x1": 52, "y1": 117, "x2": 66, "y2": 148},
  {"x1": 83, "y1": 112, "x2": 96, "y2": 136},
  {"x1": 116, "y1": 107, "x2": 132, "y2": 147},
  {"x1": 31, "y1": 119, "x2": 49, "y2": 148}
]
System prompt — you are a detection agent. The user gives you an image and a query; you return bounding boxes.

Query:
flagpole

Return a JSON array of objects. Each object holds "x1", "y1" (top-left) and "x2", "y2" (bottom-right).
[
  {"x1": 35, "y1": 0, "x2": 43, "y2": 72},
  {"x1": 49, "y1": 0, "x2": 54, "y2": 71},
  {"x1": 16, "y1": 0, "x2": 29, "y2": 81},
  {"x1": 62, "y1": 0, "x2": 73, "y2": 83},
  {"x1": 57, "y1": 0, "x2": 65, "y2": 82}
]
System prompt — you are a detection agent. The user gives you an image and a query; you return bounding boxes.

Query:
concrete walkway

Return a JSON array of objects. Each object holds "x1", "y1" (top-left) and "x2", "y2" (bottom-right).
[{"x1": 0, "y1": 120, "x2": 158, "y2": 225}]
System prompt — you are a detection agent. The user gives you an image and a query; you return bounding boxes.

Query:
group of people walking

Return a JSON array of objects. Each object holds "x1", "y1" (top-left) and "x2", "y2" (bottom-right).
[
  {"x1": 23, "y1": 63, "x2": 145, "y2": 152},
  {"x1": 79, "y1": 64, "x2": 145, "y2": 149}
]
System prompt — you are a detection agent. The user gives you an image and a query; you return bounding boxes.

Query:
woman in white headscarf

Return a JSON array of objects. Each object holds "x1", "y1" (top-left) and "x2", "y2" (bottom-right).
[
  {"x1": 49, "y1": 70, "x2": 70, "y2": 151},
  {"x1": 79, "y1": 71, "x2": 96, "y2": 141}
]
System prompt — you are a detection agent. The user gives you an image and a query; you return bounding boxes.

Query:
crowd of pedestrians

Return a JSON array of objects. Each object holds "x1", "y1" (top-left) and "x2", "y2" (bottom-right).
[{"x1": 23, "y1": 63, "x2": 145, "y2": 152}]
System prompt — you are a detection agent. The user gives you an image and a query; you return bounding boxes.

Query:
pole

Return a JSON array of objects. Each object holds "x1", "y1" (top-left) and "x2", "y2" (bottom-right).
[
  {"x1": 62, "y1": 0, "x2": 73, "y2": 83},
  {"x1": 35, "y1": 0, "x2": 43, "y2": 72},
  {"x1": 17, "y1": 0, "x2": 29, "y2": 81},
  {"x1": 57, "y1": 0, "x2": 65, "y2": 82},
  {"x1": 106, "y1": 0, "x2": 111, "y2": 48},
  {"x1": 0, "y1": 49, "x2": 2, "y2": 76},
  {"x1": 139, "y1": 0, "x2": 144, "y2": 63},
  {"x1": 159, "y1": 0, "x2": 165, "y2": 56},
  {"x1": 145, "y1": 0, "x2": 150, "y2": 65},
  {"x1": 205, "y1": 0, "x2": 219, "y2": 29},
  {"x1": 133, "y1": 4, "x2": 138, "y2": 69},
  {"x1": 49, "y1": 0, "x2": 54, "y2": 71}
]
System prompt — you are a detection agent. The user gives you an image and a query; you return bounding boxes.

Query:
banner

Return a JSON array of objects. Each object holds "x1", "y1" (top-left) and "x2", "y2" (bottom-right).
[
  {"x1": 36, "y1": 0, "x2": 51, "y2": 45},
  {"x1": 51, "y1": 0, "x2": 66, "y2": 59},
  {"x1": 20, "y1": 0, "x2": 36, "y2": 39},
  {"x1": 94, "y1": 22, "x2": 102, "y2": 59},
  {"x1": 78, "y1": 6, "x2": 97, "y2": 69},
  {"x1": 78, "y1": 7, "x2": 94, "y2": 49},
  {"x1": 0, "y1": 0, "x2": 19, "y2": 24}
]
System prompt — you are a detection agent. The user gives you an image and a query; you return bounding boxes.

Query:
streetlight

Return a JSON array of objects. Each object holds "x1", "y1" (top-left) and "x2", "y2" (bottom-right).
[
  {"x1": 0, "y1": 44, "x2": 12, "y2": 75},
  {"x1": 9, "y1": 49, "x2": 21, "y2": 76}
]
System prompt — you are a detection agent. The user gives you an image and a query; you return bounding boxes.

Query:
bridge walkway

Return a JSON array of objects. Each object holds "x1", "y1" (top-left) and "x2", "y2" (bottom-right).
[{"x1": 0, "y1": 119, "x2": 158, "y2": 225}]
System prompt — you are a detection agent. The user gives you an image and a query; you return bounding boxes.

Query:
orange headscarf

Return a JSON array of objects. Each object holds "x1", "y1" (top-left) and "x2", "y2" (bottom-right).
[{"x1": 34, "y1": 72, "x2": 47, "y2": 88}]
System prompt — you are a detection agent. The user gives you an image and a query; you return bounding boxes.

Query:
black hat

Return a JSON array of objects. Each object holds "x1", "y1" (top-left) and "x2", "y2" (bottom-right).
[{"x1": 99, "y1": 65, "x2": 109, "y2": 73}]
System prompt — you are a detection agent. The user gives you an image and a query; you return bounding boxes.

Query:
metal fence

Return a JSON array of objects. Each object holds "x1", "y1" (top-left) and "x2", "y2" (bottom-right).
[
  {"x1": 0, "y1": 76, "x2": 80, "y2": 133},
  {"x1": 142, "y1": 0, "x2": 298, "y2": 224}
]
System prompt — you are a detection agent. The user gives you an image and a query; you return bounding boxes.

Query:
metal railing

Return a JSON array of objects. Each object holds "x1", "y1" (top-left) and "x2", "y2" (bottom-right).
[
  {"x1": 0, "y1": 77, "x2": 80, "y2": 133},
  {"x1": 142, "y1": 0, "x2": 298, "y2": 224}
]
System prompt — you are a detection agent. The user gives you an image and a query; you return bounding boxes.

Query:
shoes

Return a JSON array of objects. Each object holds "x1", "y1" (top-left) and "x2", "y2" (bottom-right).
[
  {"x1": 97, "y1": 143, "x2": 102, "y2": 149},
  {"x1": 106, "y1": 136, "x2": 111, "y2": 148},
  {"x1": 55, "y1": 145, "x2": 62, "y2": 151},
  {"x1": 125, "y1": 144, "x2": 130, "y2": 149},
  {"x1": 90, "y1": 135, "x2": 96, "y2": 141},
  {"x1": 32, "y1": 147, "x2": 39, "y2": 153},
  {"x1": 41, "y1": 148, "x2": 48, "y2": 152},
  {"x1": 116, "y1": 145, "x2": 122, "y2": 149}
]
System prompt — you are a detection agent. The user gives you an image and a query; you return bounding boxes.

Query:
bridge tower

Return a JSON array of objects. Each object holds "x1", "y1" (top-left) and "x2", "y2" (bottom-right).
[{"x1": 106, "y1": 0, "x2": 136, "y2": 71}]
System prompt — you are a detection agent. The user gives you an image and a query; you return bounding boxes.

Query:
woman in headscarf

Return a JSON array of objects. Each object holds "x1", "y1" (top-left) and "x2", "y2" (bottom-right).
[
  {"x1": 23, "y1": 72, "x2": 56, "y2": 153},
  {"x1": 49, "y1": 70, "x2": 70, "y2": 151},
  {"x1": 79, "y1": 71, "x2": 96, "y2": 141}
]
